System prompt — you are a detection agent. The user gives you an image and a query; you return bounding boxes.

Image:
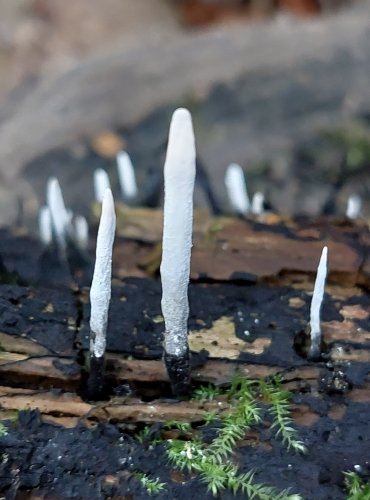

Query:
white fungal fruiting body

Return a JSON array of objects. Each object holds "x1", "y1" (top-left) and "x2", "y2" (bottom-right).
[
  {"x1": 251, "y1": 192, "x2": 265, "y2": 215},
  {"x1": 46, "y1": 177, "x2": 70, "y2": 249},
  {"x1": 117, "y1": 151, "x2": 138, "y2": 200},
  {"x1": 90, "y1": 189, "x2": 116, "y2": 358},
  {"x1": 93, "y1": 169, "x2": 111, "y2": 203},
  {"x1": 74, "y1": 215, "x2": 89, "y2": 250},
  {"x1": 346, "y1": 194, "x2": 362, "y2": 219},
  {"x1": 38, "y1": 206, "x2": 53, "y2": 246},
  {"x1": 160, "y1": 108, "x2": 196, "y2": 358},
  {"x1": 224, "y1": 163, "x2": 250, "y2": 214},
  {"x1": 309, "y1": 246, "x2": 328, "y2": 358}
]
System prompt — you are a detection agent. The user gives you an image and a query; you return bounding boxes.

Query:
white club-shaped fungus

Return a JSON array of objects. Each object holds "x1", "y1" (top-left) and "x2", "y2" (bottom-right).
[
  {"x1": 46, "y1": 177, "x2": 71, "y2": 251},
  {"x1": 38, "y1": 206, "x2": 53, "y2": 246},
  {"x1": 308, "y1": 246, "x2": 328, "y2": 359},
  {"x1": 251, "y1": 192, "x2": 265, "y2": 215},
  {"x1": 346, "y1": 194, "x2": 362, "y2": 219},
  {"x1": 117, "y1": 151, "x2": 138, "y2": 200},
  {"x1": 74, "y1": 215, "x2": 89, "y2": 251},
  {"x1": 93, "y1": 168, "x2": 111, "y2": 203},
  {"x1": 89, "y1": 188, "x2": 116, "y2": 359},
  {"x1": 224, "y1": 163, "x2": 250, "y2": 214},
  {"x1": 160, "y1": 108, "x2": 196, "y2": 393}
]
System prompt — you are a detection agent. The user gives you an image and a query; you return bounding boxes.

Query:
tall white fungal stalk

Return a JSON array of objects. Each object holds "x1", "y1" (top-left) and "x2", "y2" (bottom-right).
[
  {"x1": 346, "y1": 194, "x2": 362, "y2": 219},
  {"x1": 224, "y1": 163, "x2": 250, "y2": 214},
  {"x1": 309, "y1": 246, "x2": 328, "y2": 359},
  {"x1": 46, "y1": 177, "x2": 71, "y2": 251},
  {"x1": 160, "y1": 108, "x2": 196, "y2": 393},
  {"x1": 90, "y1": 188, "x2": 116, "y2": 359},
  {"x1": 93, "y1": 168, "x2": 111, "y2": 203},
  {"x1": 117, "y1": 151, "x2": 138, "y2": 200}
]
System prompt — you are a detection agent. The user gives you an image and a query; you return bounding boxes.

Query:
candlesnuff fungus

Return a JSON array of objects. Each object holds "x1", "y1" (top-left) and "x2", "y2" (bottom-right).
[
  {"x1": 38, "y1": 206, "x2": 53, "y2": 246},
  {"x1": 74, "y1": 215, "x2": 89, "y2": 251},
  {"x1": 93, "y1": 168, "x2": 111, "y2": 203},
  {"x1": 88, "y1": 188, "x2": 116, "y2": 398},
  {"x1": 46, "y1": 177, "x2": 71, "y2": 252},
  {"x1": 224, "y1": 163, "x2": 250, "y2": 214},
  {"x1": 160, "y1": 108, "x2": 196, "y2": 396},
  {"x1": 117, "y1": 151, "x2": 138, "y2": 201},
  {"x1": 308, "y1": 245, "x2": 328, "y2": 359},
  {"x1": 346, "y1": 194, "x2": 362, "y2": 219},
  {"x1": 251, "y1": 191, "x2": 265, "y2": 215}
]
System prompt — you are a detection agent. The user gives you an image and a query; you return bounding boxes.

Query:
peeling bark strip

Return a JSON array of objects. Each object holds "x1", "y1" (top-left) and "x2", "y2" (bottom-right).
[{"x1": 160, "y1": 108, "x2": 196, "y2": 395}]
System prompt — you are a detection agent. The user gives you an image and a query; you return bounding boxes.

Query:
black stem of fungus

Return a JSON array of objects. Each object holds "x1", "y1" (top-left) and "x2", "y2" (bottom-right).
[
  {"x1": 164, "y1": 348, "x2": 191, "y2": 397},
  {"x1": 87, "y1": 353, "x2": 105, "y2": 400}
]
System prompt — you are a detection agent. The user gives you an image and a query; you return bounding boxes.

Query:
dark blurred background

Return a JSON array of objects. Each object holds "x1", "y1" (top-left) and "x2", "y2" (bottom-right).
[{"x1": 0, "y1": 0, "x2": 369, "y2": 224}]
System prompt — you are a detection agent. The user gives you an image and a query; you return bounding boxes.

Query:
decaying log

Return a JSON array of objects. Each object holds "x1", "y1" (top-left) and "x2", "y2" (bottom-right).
[{"x1": 0, "y1": 211, "x2": 369, "y2": 428}]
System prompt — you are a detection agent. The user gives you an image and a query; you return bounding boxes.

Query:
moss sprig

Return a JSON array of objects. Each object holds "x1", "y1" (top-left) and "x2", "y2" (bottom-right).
[
  {"x1": 165, "y1": 373, "x2": 304, "y2": 498},
  {"x1": 0, "y1": 423, "x2": 8, "y2": 436},
  {"x1": 134, "y1": 472, "x2": 166, "y2": 496},
  {"x1": 344, "y1": 471, "x2": 370, "y2": 500}
]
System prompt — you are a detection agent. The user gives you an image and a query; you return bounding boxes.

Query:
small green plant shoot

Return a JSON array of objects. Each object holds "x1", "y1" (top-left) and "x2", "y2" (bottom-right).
[
  {"x1": 165, "y1": 374, "x2": 305, "y2": 499},
  {"x1": 345, "y1": 471, "x2": 370, "y2": 500}
]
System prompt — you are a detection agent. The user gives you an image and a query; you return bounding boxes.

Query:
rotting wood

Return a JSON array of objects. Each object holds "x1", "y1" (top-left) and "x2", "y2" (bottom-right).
[
  {"x1": 0, "y1": 384, "x2": 351, "y2": 427},
  {"x1": 106, "y1": 205, "x2": 369, "y2": 286}
]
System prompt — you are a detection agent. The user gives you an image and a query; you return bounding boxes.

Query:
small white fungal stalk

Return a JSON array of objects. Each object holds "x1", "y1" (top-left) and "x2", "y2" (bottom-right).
[
  {"x1": 74, "y1": 215, "x2": 89, "y2": 250},
  {"x1": 89, "y1": 188, "x2": 116, "y2": 359},
  {"x1": 46, "y1": 177, "x2": 71, "y2": 251},
  {"x1": 346, "y1": 194, "x2": 362, "y2": 219},
  {"x1": 38, "y1": 206, "x2": 53, "y2": 246},
  {"x1": 117, "y1": 151, "x2": 138, "y2": 200},
  {"x1": 160, "y1": 108, "x2": 196, "y2": 393},
  {"x1": 93, "y1": 168, "x2": 111, "y2": 203},
  {"x1": 308, "y1": 246, "x2": 328, "y2": 359},
  {"x1": 224, "y1": 163, "x2": 250, "y2": 214},
  {"x1": 251, "y1": 192, "x2": 265, "y2": 215}
]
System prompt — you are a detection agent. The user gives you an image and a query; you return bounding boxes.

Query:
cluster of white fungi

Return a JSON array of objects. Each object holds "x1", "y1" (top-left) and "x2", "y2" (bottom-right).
[{"x1": 41, "y1": 107, "x2": 335, "y2": 397}]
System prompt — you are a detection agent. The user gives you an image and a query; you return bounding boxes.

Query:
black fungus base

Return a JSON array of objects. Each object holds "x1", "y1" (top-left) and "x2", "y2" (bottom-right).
[
  {"x1": 164, "y1": 348, "x2": 191, "y2": 396},
  {"x1": 87, "y1": 354, "x2": 105, "y2": 400}
]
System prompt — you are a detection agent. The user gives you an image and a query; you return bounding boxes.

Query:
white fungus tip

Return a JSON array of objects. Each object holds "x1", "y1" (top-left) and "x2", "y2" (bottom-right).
[
  {"x1": 309, "y1": 245, "x2": 328, "y2": 358},
  {"x1": 224, "y1": 163, "x2": 250, "y2": 214},
  {"x1": 165, "y1": 107, "x2": 195, "y2": 172},
  {"x1": 38, "y1": 206, "x2": 52, "y2": 246},
  {"x1": 74, "y1": 215, "x2": 89, "y2": 250},
  {"x1": 346, "y1": 194, "x2": 362, "y2": 219},
  {"x1": 46, "y1": 176, "x2": 70, "y2": 249},
  {"x1": 89, "y1": 188, "x2": 116, "y2": 358},
  {"x1": 117, "y1": 150, "x2": 138, "y2": 200},
  {"x1": 93, "y1": 168, "x2": 111, "y2": 203},
  {"x1": 251, "y1": 192, "x2": 265, "y2": 215},
  {"x1": 161, "y1": 108, "x2": 196, "y2": 358}
]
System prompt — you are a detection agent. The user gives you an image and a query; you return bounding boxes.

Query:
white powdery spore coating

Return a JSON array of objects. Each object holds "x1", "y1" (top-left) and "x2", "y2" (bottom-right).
[
  {"x1": 46, "y1": 177, "x2": 70, "y2": 249},
  {"x1": 94, "y1": 168, "x2": 111, "y2": 203},
  {"x1": 117, "y1": 151, "x2": 138, "y2": 199},
  {"x1": 38, "y1": 206, "x2": 52, "y2": 246},
  {"x1": 90, "y1": 189, "x2": 116, "y2": 358},
  {"x1": 160, "y1": 108, "x2": 196, "y2": 357},
  {"x1": 309, "y1": 246, "x2": 328, "y2": 356},
  {"x1": 224, "y1": 163, "x2": 250, "y2": 214}
]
